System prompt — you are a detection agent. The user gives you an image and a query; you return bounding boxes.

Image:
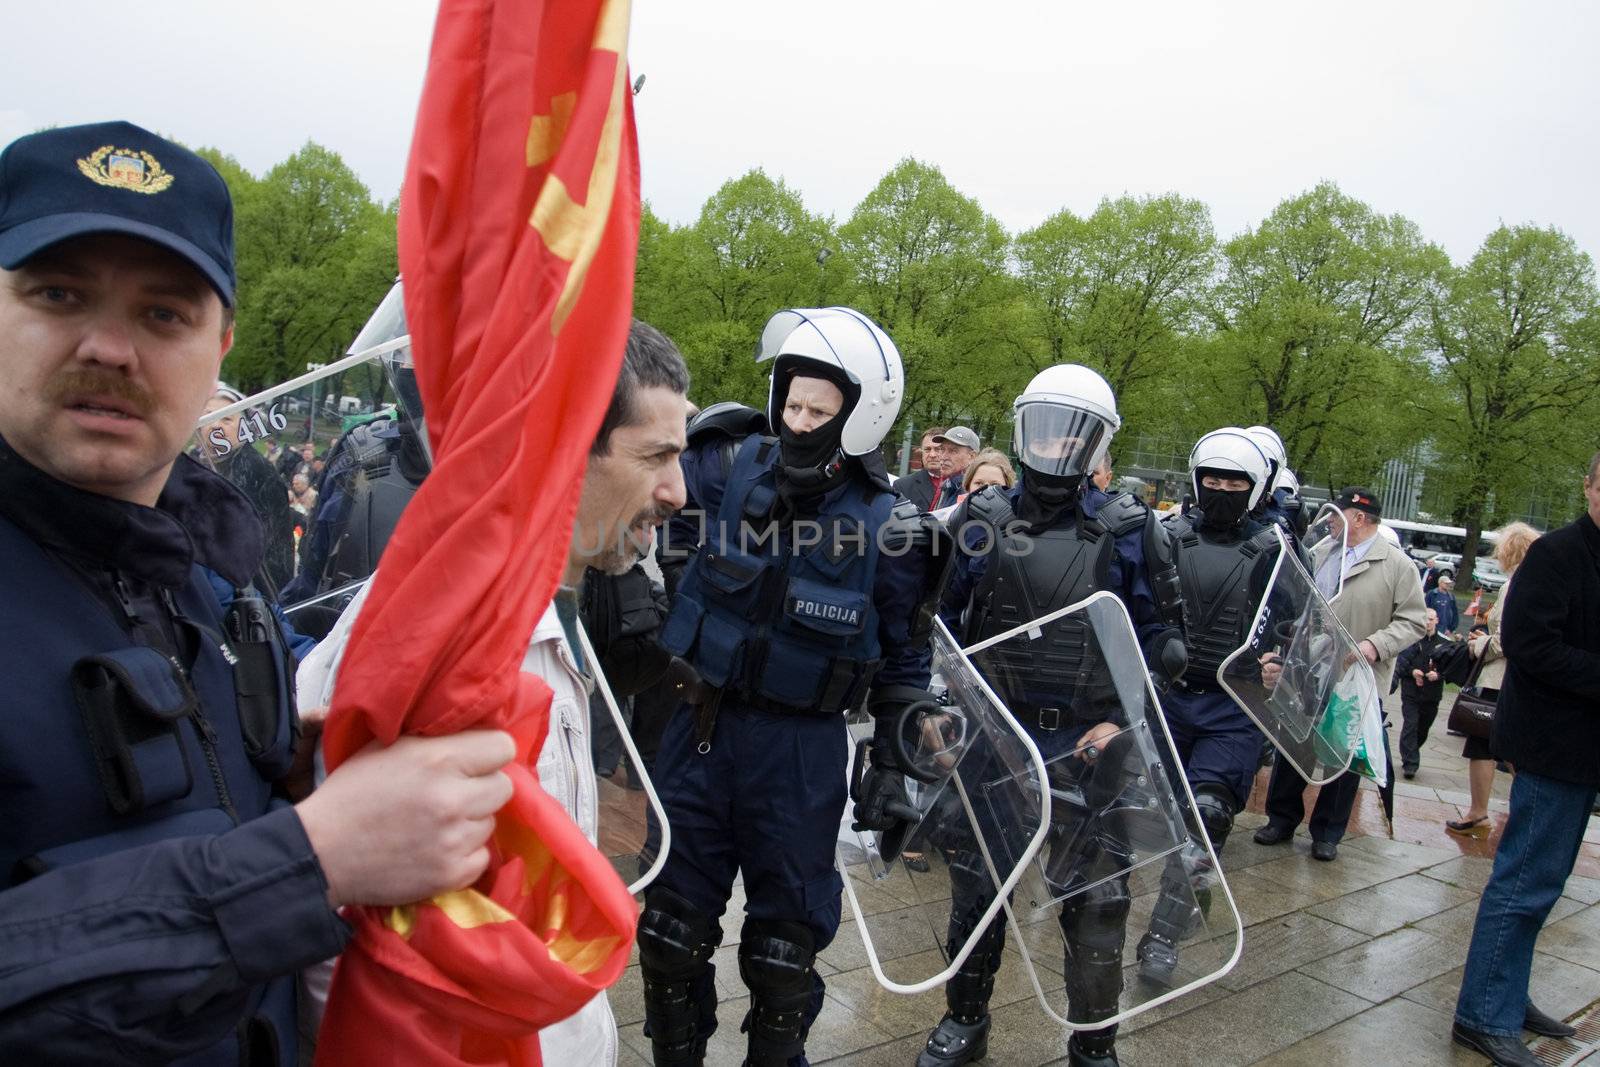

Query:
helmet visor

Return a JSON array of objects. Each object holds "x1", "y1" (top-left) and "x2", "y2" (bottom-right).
[{"x1": 1015, "y1": 403, "x2": 1109, "y2": 478}]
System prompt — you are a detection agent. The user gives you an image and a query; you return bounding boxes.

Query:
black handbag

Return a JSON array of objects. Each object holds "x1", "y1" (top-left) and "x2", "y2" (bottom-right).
[{"x1": 1446, "y1": 653, "x2": 1496, "y2": 739}]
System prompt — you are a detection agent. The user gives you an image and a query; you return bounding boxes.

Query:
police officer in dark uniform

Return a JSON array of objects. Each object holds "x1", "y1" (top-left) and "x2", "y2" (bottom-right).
[
  {"x1": 0, "y1": 122, "x2": 517, "y2": 1064},
  {"x1": 1134, "y1": 427, "x2": 1291, "y2": 985},
  {"x1": 918, "y1": 364, "x2": 1186, "y2": 1067},
  {"x1": 640, "y1": 308, "x2": 945, "y2": 1067}
]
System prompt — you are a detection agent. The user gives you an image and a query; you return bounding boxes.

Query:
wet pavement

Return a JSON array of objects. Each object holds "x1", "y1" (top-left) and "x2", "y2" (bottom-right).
[{"x1": 602, "y1": 697, "x2": 1600, "y2": 1065}]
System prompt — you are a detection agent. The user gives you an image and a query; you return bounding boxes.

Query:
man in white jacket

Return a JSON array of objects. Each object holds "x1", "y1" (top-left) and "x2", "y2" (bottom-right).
[{"x1": 296, "y1": 321, "x2": 690, "y2": 1064}]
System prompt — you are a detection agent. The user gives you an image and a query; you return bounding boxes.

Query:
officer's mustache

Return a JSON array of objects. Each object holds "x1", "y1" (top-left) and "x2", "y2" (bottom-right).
[{"x1": 46, "y1": 369, "x2": 153, "y2": 419}]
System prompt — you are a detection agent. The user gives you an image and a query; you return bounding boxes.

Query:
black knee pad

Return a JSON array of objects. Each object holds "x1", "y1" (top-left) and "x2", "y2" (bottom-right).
[
  {"x1": 638, "y1": 888, "x2": 722, "y2": 1066},
  {"x1": 1193, "y1": 783, "x2": 1237, "y2": 850},
  {"x1": 739, "y1": 918, "x2": 817, "y2": 1066},
  {"x1": 639, "y1": 886, "x2": 722, "y2": 978},
  {"x1": 1059, "y1": 877, "x2": 1131, "y2": 951}
]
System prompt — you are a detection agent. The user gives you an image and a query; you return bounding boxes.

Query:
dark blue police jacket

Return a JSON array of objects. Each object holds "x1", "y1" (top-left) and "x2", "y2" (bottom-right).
[
  {"x1": 661, "y1": 435, "x2": 932, "y2": 707},
  {"x1": 0, "y1": 438, "x2": 349, "y2": 1065}
]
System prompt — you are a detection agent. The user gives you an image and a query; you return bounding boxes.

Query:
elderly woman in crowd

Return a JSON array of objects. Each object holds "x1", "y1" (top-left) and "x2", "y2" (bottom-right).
[{"x1": 1447, "y1": 521, "x2": 1540, "y2": 836}]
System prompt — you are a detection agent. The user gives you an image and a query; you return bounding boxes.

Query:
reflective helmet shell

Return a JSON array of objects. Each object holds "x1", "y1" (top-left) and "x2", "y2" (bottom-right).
[
  {"x1": 1190, "y1": 427, "x2": 1272, "y2": 510},
  {"x1": 1011, "y1": 364, "x2": 1120, "y2": 479},
  {"x1": 758, "y1": 307, "x2": 903, "y2": 457}
]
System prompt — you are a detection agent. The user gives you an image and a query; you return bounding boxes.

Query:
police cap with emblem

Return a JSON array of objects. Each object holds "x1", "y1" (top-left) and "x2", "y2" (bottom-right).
[{"x1": 0, "y1": 120, "x2": 235, "y2": 306}]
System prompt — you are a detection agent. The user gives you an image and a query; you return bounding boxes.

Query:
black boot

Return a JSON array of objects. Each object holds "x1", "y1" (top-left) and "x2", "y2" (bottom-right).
[
  {"x1": 919, "y1": 909, "x2": 1004, "y2": 1066},
  {"x1": 1135, "y1": 930, "x2": 1179, "y2": 988},
  {"x1": 917, "y1": 1013, "x2": 991, "y2": 1066},
  {"x1": 1067, "y1": 1024, "x2": 1120, "y2": 1066}
]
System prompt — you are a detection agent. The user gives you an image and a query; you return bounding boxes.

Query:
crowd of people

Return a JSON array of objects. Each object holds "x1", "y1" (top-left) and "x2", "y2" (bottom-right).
[{"x1": 2, "y1": 119, "x2": 1596, "y2": 1067}]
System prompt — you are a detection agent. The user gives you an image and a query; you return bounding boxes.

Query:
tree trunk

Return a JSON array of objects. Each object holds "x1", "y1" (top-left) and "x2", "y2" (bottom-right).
[{"x1": 1459, "y1": 503, "x2": 1485, "y2": 595}]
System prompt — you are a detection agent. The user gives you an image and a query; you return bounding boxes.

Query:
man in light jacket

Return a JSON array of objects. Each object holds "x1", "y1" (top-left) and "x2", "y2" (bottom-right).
[
  {"x1": 1254, "y1": 487, "x2": 1426, "y2": 860},
  {"x1": 296, "y1": 322, "x2": 690, "y2": 1063}
]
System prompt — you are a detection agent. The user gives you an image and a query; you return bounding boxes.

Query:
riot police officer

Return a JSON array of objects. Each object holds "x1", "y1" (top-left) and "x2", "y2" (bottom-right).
[
  {"x1": 1246, "y1": 424, "x2": 1306, "y2": 543},
  {"x1": 918, "y1": 365, "x2": 1186, "y2": 1067},
  {"x1": 1135, "y1": 427, "x2": 1289, "y2": 985},
  {"x1": 639, "y1": 308, "x2": 945, "y2": 1066}
]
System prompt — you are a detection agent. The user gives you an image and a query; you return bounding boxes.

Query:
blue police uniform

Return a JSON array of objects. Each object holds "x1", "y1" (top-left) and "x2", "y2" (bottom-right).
[
  {"x1": 1260, "y1": 486, "x2": 1303, "y2": 547},
  {"x1": 0, "y1": 440, "x2": 348, "y2": 1065},
  {"x1": 642, "y1": 433, "x2": 935, "y2": 1066}
]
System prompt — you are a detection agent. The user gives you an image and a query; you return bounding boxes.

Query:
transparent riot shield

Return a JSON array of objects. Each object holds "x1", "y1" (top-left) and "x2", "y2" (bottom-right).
[
  {"x1": 193, "y1": 282, "x2": 428, "y2": 639},
  {"x1": 1217, "y1": 526, "x2": 1379, "y2": 783},
  {"x1": 1304, "y1": 502, "x2": 1349, "y2": 602},
  {"x1": 838, "y1": 619, "x2": 1052, "y2": 994},
  {"x1": 572, "y1": 621, "x2": 670, "y2": 896},
  {"x1": 962, "y1": 592, "x2": 1242, "y2": 1030}
]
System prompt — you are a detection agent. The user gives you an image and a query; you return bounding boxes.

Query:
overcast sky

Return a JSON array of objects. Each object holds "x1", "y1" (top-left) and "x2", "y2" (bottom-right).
[{"x1": 5, "y1": 0, "x2": 1597, "y2": 264}]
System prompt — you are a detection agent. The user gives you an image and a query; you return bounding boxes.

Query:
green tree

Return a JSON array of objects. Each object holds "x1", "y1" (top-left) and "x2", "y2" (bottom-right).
[
  {"x1": 1202, "y1": 182, "x2": 1448, "y2": 488},
  {"x1": 839, "y1": 158, "x2": 1019, "y2": 438},
  {"x1": 1014, "y1": 193, "x2": 1215, "y2": 434},
  {"x1": 1424, "y1": 225, "x2": 1600, "y2": 583},
  {"x1": 210, "y1": 143, "x2": 398, "y2": 391},
  {"x1": 633, "y1": 171, "x2": 835, "y2": 407}
]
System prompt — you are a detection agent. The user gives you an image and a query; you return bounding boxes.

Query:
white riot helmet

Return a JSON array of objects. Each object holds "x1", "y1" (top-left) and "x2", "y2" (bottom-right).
[
  {"x1": 1275, "y1": 466, "x2": 1301, "y2": 498},
  {"x1": 1245, "y1": 425, "x2": 1287, "y2": 487},
  {"x1": 1189, "y1": 428, "x2": 1272, "y2": 511},
  {"x1": 758, "y1": 307, "x2": 903, "y2": 458},
  {"x1": 1012, "y1": 364, "x2": 1120, "y2": 483}
]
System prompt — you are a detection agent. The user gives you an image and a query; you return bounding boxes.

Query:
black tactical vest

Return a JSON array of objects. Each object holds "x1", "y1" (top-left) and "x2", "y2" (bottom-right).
[
  {"x1": 1167, "y1": 514, "x2": 1281, "y2": 688},
  {"x1": 960, "y1": 488, "x2": 1126, "y2": 725}
]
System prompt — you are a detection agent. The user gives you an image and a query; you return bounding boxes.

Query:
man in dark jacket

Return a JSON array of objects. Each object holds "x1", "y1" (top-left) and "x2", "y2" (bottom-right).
[
  {"x1": 1392, "y1": 608, "x2": 1452, "y2": 778},
  {"x1": 896, "y1": 425, "x2": 947, "y2": 511},
  {"x1": 1451, "y1": 451, "x2": 1600, "y2": 1067},
  {"x1": 0, "y1": 122, "x2": 516, "y2": 1065}
]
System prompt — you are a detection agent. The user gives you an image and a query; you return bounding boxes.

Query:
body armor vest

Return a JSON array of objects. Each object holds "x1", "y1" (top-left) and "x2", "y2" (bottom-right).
[
  {"x1": 1168, "y1": 514, "x2": 1280, "y2": 688},
  {"x1": 961, "y1": 488, "x2": 1121, "y2": 725},
  {"x1": 659, "y1": 436, "x2": 895, "y2": 714}
]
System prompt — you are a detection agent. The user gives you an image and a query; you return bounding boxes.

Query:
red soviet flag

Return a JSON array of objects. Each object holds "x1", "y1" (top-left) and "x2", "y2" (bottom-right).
[{"x1": 313, "y1": 0, "x2": 641, "y2": 1063}]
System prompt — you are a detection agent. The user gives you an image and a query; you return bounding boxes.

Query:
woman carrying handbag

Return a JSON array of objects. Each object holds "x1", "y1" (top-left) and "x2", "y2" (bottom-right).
[{"x1": 1446, "y1": 523, "x2": 1540, "y2": 837}]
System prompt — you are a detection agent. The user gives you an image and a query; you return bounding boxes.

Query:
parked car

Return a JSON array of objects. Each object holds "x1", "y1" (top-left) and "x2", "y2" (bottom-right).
[{"x1": 1474, "y1": 559, "x2": 1508, "y2": 591}]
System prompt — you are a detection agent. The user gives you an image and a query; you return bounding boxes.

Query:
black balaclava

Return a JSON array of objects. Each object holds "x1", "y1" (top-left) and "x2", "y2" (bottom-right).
[
  {"x1": 1017, "y1": 468, "x2": 1083, "y2": 529},
  {"x1": 774, "y1": 367, "x2": 855, "y2": 516},
  {"x1": 1194, "y1": 475, "x2": 1252, "y2": 531}
]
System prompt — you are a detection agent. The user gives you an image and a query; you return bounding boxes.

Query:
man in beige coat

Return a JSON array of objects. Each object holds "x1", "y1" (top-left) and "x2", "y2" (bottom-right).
[{"x1": 1254, "y1": 487, "x2": 1427, "y2": 860}]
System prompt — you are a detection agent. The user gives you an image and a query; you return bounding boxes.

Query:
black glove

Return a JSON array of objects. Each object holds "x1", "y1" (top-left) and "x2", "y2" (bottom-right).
[
  {"x1": 1148, "y1": 630, "x2": 1188, "y2": 688},
  {"x1": 850, "y1": 686, "x2": 940, "y2": 860},
  {"x1": 851, "y1": 760, "x2": 922, "y2": 860}
]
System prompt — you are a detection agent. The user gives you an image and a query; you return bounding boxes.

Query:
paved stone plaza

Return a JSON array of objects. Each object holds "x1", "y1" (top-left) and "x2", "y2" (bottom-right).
[{"x1": 605, "y1": 705, "x2": 1600, "y2": 1066}]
